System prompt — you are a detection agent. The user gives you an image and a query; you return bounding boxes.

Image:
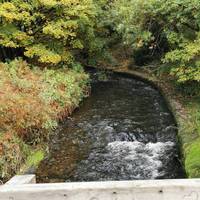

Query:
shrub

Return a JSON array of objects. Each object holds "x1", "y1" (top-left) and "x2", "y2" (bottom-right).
[
  {"x1": 0, "y1": 59, "x2": 89, "y2": 181},
  {"x1": 0, "y1": 132, "x2": 29, "y2": 181}
]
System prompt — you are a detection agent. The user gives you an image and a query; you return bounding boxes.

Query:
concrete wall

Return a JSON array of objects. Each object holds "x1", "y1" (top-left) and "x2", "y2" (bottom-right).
[{"x1": 0, "y1": 176, "x2": 200, "y2": 200}]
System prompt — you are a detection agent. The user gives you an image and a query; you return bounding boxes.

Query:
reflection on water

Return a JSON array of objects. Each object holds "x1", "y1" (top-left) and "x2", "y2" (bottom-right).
[{"x1": 36, "y1": 74, "x2": 184, "y2": 183}]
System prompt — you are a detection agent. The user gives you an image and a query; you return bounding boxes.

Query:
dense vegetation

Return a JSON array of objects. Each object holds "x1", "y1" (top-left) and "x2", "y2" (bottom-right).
[
  {"x1": 0, "y1": 0, "x2": 94, "y2": 181},
  {"x1": 104, "y1": 0, "x2": 200, "y2": 177},
  {"x1": 106, "y1": 0, "x2": 200, "y2": 84},
  {"x1": 0, "y1": 0, "x2": 200, "y2": 181},
  {"x1": 0, "y1": 0, "x2": 104, "y2": 66},
  {"x1": 0, "y1": 59, "x2": 89, "y2": 180}
]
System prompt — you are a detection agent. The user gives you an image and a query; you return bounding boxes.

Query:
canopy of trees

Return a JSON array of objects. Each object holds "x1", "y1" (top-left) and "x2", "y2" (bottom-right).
[
  {"x1": 0, "y1": 0, "x2": 103, "y2": 66},
  {"x1": 1, "y1": 0, "x2": 200, "y2": 86},
  {"x1": 106, "y1": 0, "x2": 200, "y2": 84}
]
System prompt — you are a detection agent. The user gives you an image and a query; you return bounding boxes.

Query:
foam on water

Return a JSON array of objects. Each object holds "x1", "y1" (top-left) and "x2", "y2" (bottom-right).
[
  {"x1": 66, "y1": 138, "x2": 177, "y2": 181},
  {"x1": 36, "y1": 74, "x2": 185, "y2": 183},
  {"x1": 107, "y1": 141, "x2": 175, "y2": 179}
]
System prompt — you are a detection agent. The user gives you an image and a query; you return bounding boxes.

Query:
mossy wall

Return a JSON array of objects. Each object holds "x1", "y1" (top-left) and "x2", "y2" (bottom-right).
[{"x1": 108, "y1": 66, "x2": 200, "y2": 178}]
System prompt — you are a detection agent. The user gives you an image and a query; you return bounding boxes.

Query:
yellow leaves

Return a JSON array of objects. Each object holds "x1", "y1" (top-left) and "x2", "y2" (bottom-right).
[
  {"x1": 0, "y1": 2, "x2": 31, "y2": 22},
  {"x1": 0, "y1": 3, "x2": 18, "y2": 22},
  {"x1": 70, "y1": 40, "x2": 83, "y2": 49},
  {"x1": 164, "y1": 37, "x2": 200, "y2": 83},
  {"x1": 0, "y1": 0, "x2": 97, "y2": 66},
  {"x1": 43, "y1": 20, "x2": 78, "y2": 39},
  {"x1": 136, "y1": 39, "x2": 144, "y2": 48},
  {"x1": 0, "y1": 2, "x2": 16, "y2": 11},
  {"x1": 0, "y1": 24, "x2": 33, "y2": 48},
  {"x1": 38, "y1": 0, "x2": 93, "y2": 8},
  {"x1": 25, "y1": 44, "x2": 62, "y2": 64},
  {"x1": 0, "y1": 38, "x2": 17, "y2": 48},
  {"x1": 13, "y1": 31, "x2": 33, "y2": 46},
  {"x1": 18, "y1": 2, "x2": 33, "y2": 11},
  {"x1": 61, "y1": 51, "x2": 74, "y2": 63},
  {"x1": 39, "y1": 54, "x2": 62, "y2": 64},
  {"x1": 170, "y1": 65, "x2": 200, "y2": 83},
  {"x1": 38, "y1": 0, "x2": 58, "y2": 7},
  {"x1": 43, "y1": 25, "x2": 64, "y2": 39},
  {"x1": 13, "y1": 32, "x2": 28, "y2": 41}
]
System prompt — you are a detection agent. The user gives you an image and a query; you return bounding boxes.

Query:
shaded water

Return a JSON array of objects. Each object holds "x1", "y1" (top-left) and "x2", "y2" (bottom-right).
[{"x1": 36, "y1": 73, "x2": 184, "y2": 183}]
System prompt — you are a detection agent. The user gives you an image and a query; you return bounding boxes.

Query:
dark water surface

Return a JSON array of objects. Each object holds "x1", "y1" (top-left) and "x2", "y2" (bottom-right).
[{"x1": 36, "y1": 74, "x2": 184, "y2": 183}]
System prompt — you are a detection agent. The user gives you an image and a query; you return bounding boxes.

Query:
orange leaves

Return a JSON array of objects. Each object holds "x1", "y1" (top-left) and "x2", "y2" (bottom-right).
[
  {"x1": 0, "y1": 59, "x2": 89, "y2": 142},
  {"x1": 3, "y1": 132, "x2": 13, "y2": 141},
  {"x1": 0, "y1": 58, "x2": 89, "y2": 182},
  {"x1": 0, "y1": 130, "x2": 26, "y2": 182},
  {"x1": 0, "y1": 131, "x2": 16, "y2": 156},
  {"x1": 0, "y1": 144, "x2": 3, "y2": 156}
]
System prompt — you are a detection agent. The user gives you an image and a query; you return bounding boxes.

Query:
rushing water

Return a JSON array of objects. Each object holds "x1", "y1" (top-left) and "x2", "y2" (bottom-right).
[{"x1": 36, "y1": 73, "x2": 184, "y2": 183}]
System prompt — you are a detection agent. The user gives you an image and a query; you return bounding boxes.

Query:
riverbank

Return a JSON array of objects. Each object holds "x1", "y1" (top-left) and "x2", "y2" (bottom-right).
[
  {"x1": 0, "y1": 59, "x2": 90, "y2": 183},
  {"x1": 98, "y1": 63, "x2": 200, "y2": 178},
  {"x1": 36, "y1": 72, "x2": 183, "y2": 182}
]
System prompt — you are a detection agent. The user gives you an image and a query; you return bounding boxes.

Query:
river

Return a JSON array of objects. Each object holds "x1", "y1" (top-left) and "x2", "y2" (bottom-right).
[{"x1": 36, "y1": 72, "x2": 185, "y2": 183}]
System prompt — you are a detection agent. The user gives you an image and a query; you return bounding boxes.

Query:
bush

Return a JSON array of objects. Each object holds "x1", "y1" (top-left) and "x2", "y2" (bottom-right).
[
  {"x1": 0, "y1": 133, "x2": 29, "y2": 181},
  {"x1": 0, "y1": 59, "x2": 89, "y2": 140},
  {"x1": 0, "y1": 59, "x2": 89, "y2": 181}
]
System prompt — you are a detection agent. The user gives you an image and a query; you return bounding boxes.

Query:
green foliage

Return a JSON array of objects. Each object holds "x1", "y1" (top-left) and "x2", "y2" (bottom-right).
[
  {"x1": 0, "y1": 0, "x2": 99, "y2": 66},
  {"x1": 2, "y1": 0, "x2": 200, "y2": 181},
  {"x1": 175, "y1": 96, "x2": 200, "y2": 178},
  {"x1": 0, "y1": 59, "x2": 89, "y2": 182},
  {"x1": 25, "y1": 150, "x2": 45, "y2": 168},
  {"x1": 0, "y1": 133, "x2": 30, "y2": 181},
  {"x1": 187, "y1": 99, "x2": 200, "y2": 137},
  {"x1": 0, "y1": 0, "x2": 102, "y2": 182},
  {"x1": 185, "y1": 139, "x2": 200, "y2": 178},
  {"x1": 0, "y1": 59, "x2": 89, "y2": 139},
  {"x1": 106, "y1": 0, "x2": 156, "y2": 47},
  {"x1": 107, "y1": 0, "x2": 200, "y2": 84},
  {"x1": 174, "y1": 81, "x2": 200, "y2": 96}
]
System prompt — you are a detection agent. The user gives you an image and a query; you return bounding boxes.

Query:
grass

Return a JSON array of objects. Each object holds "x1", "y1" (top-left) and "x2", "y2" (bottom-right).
[
  {"x1": 27, "y1": 150, "x2": 45, "y2": 167},
  {"x1": 181, "y1": 97, "x2": 200, "y2": 177},
  {"x1": 0, "y1": 59, "x2": 90, "y2": 182},
  {"x1": 185, "y1": 139, "x2": 200, "y2": 177},
  {"x1": 0, "y1": 134, "x2": 29, "y2": 181},
  {"x1": 19, "y1": 149, "x2": 45, "y2": 174}
]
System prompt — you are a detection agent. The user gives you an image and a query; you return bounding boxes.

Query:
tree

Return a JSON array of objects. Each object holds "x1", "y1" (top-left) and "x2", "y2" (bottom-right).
[
  {"x1": 0, "y1": 0, "x2": 98, "y2": 66},
  {"x1": 107, "y1": 0, "x2": 200, "y2": 84}
]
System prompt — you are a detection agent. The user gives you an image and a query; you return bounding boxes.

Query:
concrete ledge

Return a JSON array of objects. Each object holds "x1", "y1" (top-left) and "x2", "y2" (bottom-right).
[
  {"x1": 1, "y1": 176, "x2": 200, "y2": 200},
  {"x1": 5, "y1": 175, "x2": 36, "y2": 185}
]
